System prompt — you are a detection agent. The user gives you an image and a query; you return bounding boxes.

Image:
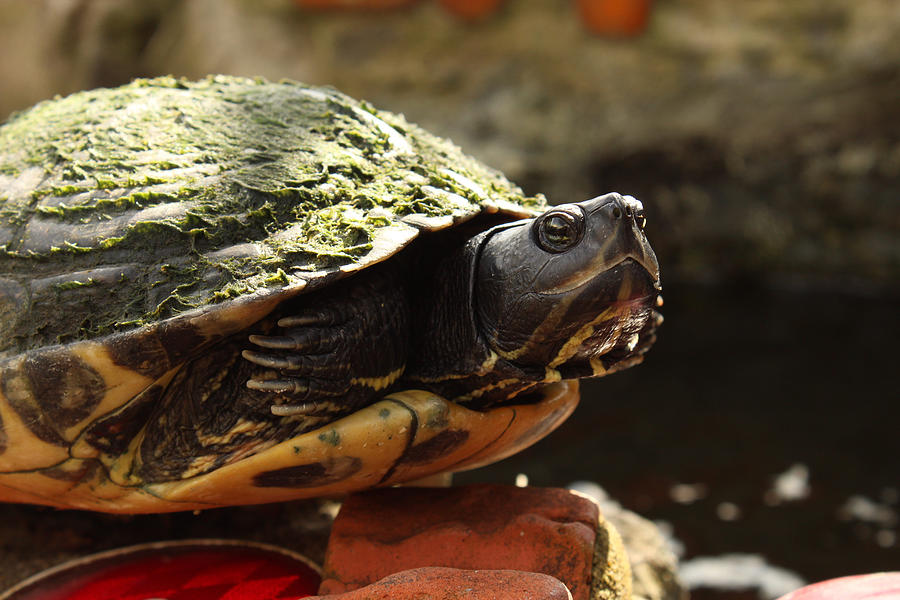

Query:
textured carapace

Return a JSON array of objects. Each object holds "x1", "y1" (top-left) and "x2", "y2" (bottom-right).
[{"x1": 0, "y1": 77, "x2": 660, "y2": 512}]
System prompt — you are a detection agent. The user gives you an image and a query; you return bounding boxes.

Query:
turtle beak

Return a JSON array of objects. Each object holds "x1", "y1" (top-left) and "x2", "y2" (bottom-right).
[
  {"x1": 584, "y1": 193, "x2": 661, "y2": 291},
  {"x1": 620, "y1": 195, "x2": 661, "y2": 291}
]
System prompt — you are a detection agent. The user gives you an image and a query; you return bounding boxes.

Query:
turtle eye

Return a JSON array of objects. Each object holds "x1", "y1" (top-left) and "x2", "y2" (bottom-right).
[{"x1": 534, "y1": 209, "x2": 584, "y2": 253}]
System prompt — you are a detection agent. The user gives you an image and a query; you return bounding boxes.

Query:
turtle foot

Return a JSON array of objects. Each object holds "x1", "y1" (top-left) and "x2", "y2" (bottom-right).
[{"x1": 241, "y1": 271, "x2": 410, "y2": 415}]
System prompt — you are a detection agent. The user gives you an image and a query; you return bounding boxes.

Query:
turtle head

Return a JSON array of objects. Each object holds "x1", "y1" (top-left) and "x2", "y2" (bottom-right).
[{"x1": 475, "y1": 192, "x2": 662, "y2": 375}]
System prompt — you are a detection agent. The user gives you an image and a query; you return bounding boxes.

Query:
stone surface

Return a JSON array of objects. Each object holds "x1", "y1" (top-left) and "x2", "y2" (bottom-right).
[
  {"x1": 776, "y1": 572, "x2": 900, "y2": 600},
  {"x1": 319, "y1": 484, "x2": 631, "y2": 600},
  {"x1": 587, "y1": 492, "x2": 685, "y2": 600},
  {"x1": 310, "y1": 566, "x2": 572, "y2": 600}
]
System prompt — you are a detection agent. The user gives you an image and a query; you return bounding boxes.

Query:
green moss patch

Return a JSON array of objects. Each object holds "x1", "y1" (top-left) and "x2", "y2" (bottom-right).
[{"x1": 0, "y1": 76, "x2": 543, "y2": 353}]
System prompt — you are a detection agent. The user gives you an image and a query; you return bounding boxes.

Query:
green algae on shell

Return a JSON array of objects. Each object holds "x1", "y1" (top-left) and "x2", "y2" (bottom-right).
[{"x1": 0, "y1": 76, "x2": 545, "y2": 356}]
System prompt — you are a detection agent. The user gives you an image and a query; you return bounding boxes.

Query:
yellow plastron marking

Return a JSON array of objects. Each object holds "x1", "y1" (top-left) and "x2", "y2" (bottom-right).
[
  {"x1": 0, "y1": 341, "x2": 158, "y2": 472},
  {"x1": 0, "y1": 382, "x2": 582, "y2": 513},
  {"x1": 0, "y1": 364, "x2": 71, "y2": 472},
  {"x1": 135, "y1": 381, "x2": 582, "y2": 514},
  {"x1": 66, "y1": 342, "x2": 157, "y2": 444},
  {"x1": 350, "y1": 366, "x2": 404, "y2": 391},
  {"x1": 69, "y1": 367, "x2": 179, "y2": 462}
]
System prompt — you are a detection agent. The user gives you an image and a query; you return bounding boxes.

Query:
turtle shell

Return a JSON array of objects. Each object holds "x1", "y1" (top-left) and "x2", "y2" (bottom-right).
[{"x1": 0, "y1": 76, "x2": 575, "y2": 512}]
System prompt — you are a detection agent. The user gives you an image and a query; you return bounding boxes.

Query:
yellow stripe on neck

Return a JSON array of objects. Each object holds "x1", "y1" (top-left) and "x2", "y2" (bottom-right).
[{"x1": 350, "y1": 366, "x2": 405, "y2": 391}]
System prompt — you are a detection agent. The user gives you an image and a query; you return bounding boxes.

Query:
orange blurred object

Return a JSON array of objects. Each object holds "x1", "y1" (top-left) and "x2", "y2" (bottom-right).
[
  {"x1": 294, "y1": 0, "x2": 653, "y2": 33},
  {"x1": 295, "y1": 0, "x2": 420, "y2": 10},
  {"x1": 438, "y1": 0, "x2": 505, "y2": 22},
  {"x1": 577, "y1": 0, "x2": 652, "y2": 36}
]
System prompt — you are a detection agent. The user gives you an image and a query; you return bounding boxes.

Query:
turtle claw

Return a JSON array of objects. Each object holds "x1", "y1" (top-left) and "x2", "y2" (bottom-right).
[
  {"x1": 242, "y1": 272, "x2": 409, "y2": 416},
  {"x1": 270, "y1": 402, "x2": 318, "y2": 416},
  {"x1": 248, "y1": 330, "x2": 336, "y2": 354},
  {"x1": 247, "y1": 334, "x2": 296, "y2": 350},
  {"x1": 246, "y1": 377, "x2": 308, "y2": 394},
  {"x1": 247, "y1": 371, "x2": 350, "y2": 400},
  {"x1": 242, "y1": 349, "x2": 330, "y2": 371},
  {"x1": 242, "y1": 349, "x2": 285, "y2": 369},
  {"x1": 277, "y1": 304, "x2": 351, "y2": 328},
  {"x1": 277, "y1": 316, "x2": 318, "y2": 327},
  {"x1": 243, "y1": 315, "x2": 355, "y2": 410}
]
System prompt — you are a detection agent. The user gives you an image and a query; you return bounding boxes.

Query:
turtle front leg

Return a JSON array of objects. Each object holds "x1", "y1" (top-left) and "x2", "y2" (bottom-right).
[{"x1": 242, "y1": 273, "x2": 410, "y2": 418}]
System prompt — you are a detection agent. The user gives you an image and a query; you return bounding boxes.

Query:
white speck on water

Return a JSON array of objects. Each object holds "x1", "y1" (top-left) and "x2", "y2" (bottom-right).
[
  {"x1": 670, "y1": 482, "x2": 708, "y2": 504},
  {"x1": 680, "y1": 553, "x2": 806, "y2": 599},
  {"x1": 764, "y1": 463, "x2": 810, "y2": 505},
  {"x1": 838, "y1": 495, "x2": 899, "y2": 527},
  {"x1": 876, "y1": 529, "x2": 897, "y2": 547},
  {"x1": 655, "y1": 520, "x2": 685, "y2": 557},
  {"x1": 716, "y1": 501, "x2": 741, "y2": 521},
  {"x1": 515, "y1": 473, "x2": 529, "y2": 488}
]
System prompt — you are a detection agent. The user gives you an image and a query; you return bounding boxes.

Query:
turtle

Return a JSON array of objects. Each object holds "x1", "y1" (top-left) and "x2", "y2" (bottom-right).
[{"x1": 0, "y1": 76, "x2": 661, "y2": 513}]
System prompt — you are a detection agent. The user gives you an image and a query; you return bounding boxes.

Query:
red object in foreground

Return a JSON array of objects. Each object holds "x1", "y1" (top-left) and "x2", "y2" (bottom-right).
[
  {"x1": 1, "y1": 540, "x2": 321, "y2": 600},
  {"x1": 777, "y1": 573, "x2": 900, "y2": 600},
  {"x1": 319, "y1": 484, "x2": 629, "y2": 600}
]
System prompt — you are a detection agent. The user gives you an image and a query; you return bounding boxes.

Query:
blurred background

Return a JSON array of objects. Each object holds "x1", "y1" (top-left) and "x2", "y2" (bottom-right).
[{"x1": 0, "y1": 1, "x2": 898, "y2": 598}]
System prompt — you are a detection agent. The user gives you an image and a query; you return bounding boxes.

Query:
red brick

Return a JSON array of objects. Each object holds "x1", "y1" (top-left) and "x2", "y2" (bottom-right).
[
  {"x1": 319, "y1": 484, "x2": 630, "y2": 600},
  {"x1": 310, "y1": 566, "x2": 571, "y2": 599}
]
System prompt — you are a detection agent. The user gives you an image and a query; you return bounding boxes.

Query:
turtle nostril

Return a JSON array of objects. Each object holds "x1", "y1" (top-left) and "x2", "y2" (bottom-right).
[
  {"x1": 611, "y1": 206, "x2": 622, "y2": 219},
  {"x1": 635, "y1": 209, "x2": 646, "y2": 229},
  {"x1": 623, "y1": 204, "x2": 633, "y2": 218}
]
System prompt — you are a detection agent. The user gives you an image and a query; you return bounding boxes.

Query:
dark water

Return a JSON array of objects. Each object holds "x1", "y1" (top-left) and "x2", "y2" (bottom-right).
[
  {"x1": 458, "y1": 282, "x2": 900, "y2": 593},
  {"x1": 1, "y1": 283, "x2": 895, "y2": 596}
]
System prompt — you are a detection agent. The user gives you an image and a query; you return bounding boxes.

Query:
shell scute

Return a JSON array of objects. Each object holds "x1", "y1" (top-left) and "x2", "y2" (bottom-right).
[
  {"x1": 77, "y1": 382, "x2": 167, "y2": 460},
  {"x1": 252, "y1": 456, "x2": 364, "y2": 489},
  {"x1": 0, "y1": 76, "x2": 542, "y2": 360},
  {"x1": 0, "y1": 76, "x2": 563, "y2": 512},
  {"x1": 0, "y1": 349, "x2": 103, "y2": 447}
]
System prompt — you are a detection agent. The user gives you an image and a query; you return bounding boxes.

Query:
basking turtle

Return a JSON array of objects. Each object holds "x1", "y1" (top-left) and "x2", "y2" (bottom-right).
[{"x1": 0, "y1": 76, "x2": 661, "y2": 513}]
